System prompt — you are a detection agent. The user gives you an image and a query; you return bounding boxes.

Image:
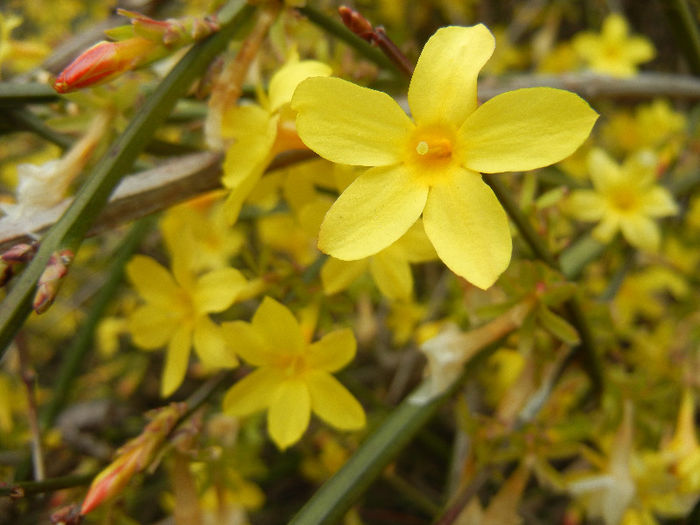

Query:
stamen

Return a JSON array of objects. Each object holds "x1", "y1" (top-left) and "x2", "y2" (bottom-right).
[{"x1": 416, "y1": 141, "x2": 429, "y2": 155}]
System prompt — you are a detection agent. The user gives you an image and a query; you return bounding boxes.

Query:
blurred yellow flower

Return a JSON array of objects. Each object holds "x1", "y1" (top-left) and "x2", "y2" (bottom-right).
[
  {"x1": 321, "y1": 219, "x2": 437, "y2": 301},
  {"x1": 126, "y1": 254, "x2": 245, "y2": 397},
  {"x1": 567, "y1": 149, "x2": 678, "y2": 252},
  {"x1": 223, "y1": 297, "x2": 365, "y2": 449},
  {"x1": 220, "y1": 54, "x2": 331, "y2": 223},
  {"x1": 292, "y1": 24, "x2": 597, "y2": 289},
  {"x1": 572, "y1": 13, "x2": 655, "y2": 77}
]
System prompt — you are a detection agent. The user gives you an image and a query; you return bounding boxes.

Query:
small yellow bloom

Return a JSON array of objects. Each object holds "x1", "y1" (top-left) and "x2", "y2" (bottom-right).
[
  {"x1": 221, "y1": 54, "x2": 331, "y2": 223},
  {"x1": 572, "y1": 13, "x2": 655, "y2": 77},
  {"x1": 292, "y1": 25, "x2": 597, "y2": 289},
  {"x1": 126, "y1": 254, "x2": 246, "y2": 397},
  {"x1": 321, "y1": 219, "x2": 436, "y2": 301},
  {"x1": 567, "y1": 148, "x2": 678, "y2": 252},
  {"x1": 222, "y1": 297, "x2": 365, "y2": 449}
]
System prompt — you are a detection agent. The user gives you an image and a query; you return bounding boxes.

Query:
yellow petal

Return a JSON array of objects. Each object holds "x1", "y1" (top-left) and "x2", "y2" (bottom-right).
[
  {"x1": 623, "y1": 37, "x2": 655, "y2": 63},
  {"x1": 423, "y1": 170, "x2": 511, "y2": 289},
  {"x1": 306, "y1": 371, "x2": 366, "y2": 430},
  {"x1": 127, "y1": 305, "x2": 178, "y2": 349},
  {"x1": 389, "y1": 220, "x2": 437, "y2": 262},
  {"x1": 408, "y1": 25, "x2": 494, "y2": 127},
  {"x1": 370, "y1": 252, "x2": 413, "y2": 301},
  {"x1": 592, "y1": 216, "x2": 621, "y2": 242},
  {"x1": 192, "y1": 316, "x2": 238, "y2": 369},
  {"x1": 566, "y1": 190, "x2": 606, "y2": 222},
  {"x1": 318, "y1": 165, "x2": 429, "y2": 260},
  {"x1": 307, "y1": 328, "x2": 356, "y2": 372},
  {"x1": 194, "y1": 268, "x2": 246, "y2": 313},
  {"x1": 268, "y1": 60, "x2": 332, "y2": 113},
  {"x1": 321, "y1": 258, "x2": 368, "y2": 295},
  {"x1": 252, "y1": 297, "x2": 304, "y2": 353},
  {"x1": 221, "y1": 106, "x2": 278, "y2": 223},
  {"x1": 460, "y1": 88, "x2": 598, "y2": 173},
  {"x1": 161, "y1": 324, "x2": 192, "y2": 397},
  {"x1": 126, "y1": 255, "x2": 178, "y2": 307},
  {"x1": 620, "y1": 215, "x2": 660, "y2": 252},
  {"x1": 223, "y1": 368, "x2": 284, "y2": 416},
  {"x1": 642, "y1": 187, "x2": 678, "y2": 218},
  {"x1": 268, "y1": 379, "x2": 310, "y2": 449},
  {"x1": 588, "y1": 148, "x2": 621, "y2": 191},
  {"x1": 292, "y1": 76, "x2": 414, "y2": 166},
  {"x1": 221, "y1": 320, "x2": 269, "y2": 366}
]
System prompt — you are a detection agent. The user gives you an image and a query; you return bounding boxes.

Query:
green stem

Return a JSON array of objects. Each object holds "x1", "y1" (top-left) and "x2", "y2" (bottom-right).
[
  {"x1": 0, "y1": 472, "x2": 97, "y2": 497},
  {"x1": 0, "y1": 83, "x2": 59, "y2": 106},
  {"x1": 297, "y1": 6, "x2": 400, "y2": 74},
  {"x1": 0, "y1": 0, "x2": 255, "y2": 358},
  {"x1": 660, "y1": 0, "x2": 700, "y2": 75},
  {"x1": 485, "y1": 177, "x2": 558, "y2": 268},
  {"x1": 4, "y1": 108, "x2": 74, "y2": 150},
  {"x1": 39, "y1": 217, "x2": 153, "y2": 430}
]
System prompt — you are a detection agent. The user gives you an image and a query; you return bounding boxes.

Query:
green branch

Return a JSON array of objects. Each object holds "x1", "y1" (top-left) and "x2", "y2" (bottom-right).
[
  {"x1": 0, "y1": 83, "x2": 59, "y2": 106},
  {"x1": 0, "y1": 0, "x2": 255, "y2": 358}
]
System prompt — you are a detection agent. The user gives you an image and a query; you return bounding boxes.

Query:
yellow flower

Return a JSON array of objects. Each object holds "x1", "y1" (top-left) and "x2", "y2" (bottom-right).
[
  {"x1": 321, "y1": 219, "x2": 437, "y2": 301},
  {"x1": 572, "y1": 13, "x2": 654, "y2": 77},
  {"x1": 292, "y1": 25, "x2": 597, "y2": 289},
  {"x1": 222, "y1": 297, "x2": 365, "y2": 449},
  {"x1": 126, "y1": 254, "x2": 245, "y2": 397},
  {"x1": 220, "y1": 54, "x2": 331, "y2": 223},
  {"x1": 567, "y1": 148, "x2": 678, "y2": 252},
  {"x1": 160, "y1": 195, "x2": 244, "y2": 273}
]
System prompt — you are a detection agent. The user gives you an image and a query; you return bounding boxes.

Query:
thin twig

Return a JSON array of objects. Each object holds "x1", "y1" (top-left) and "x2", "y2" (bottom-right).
[{"x1": 15, "y1": 333, "x2": 45, "y2": 482}]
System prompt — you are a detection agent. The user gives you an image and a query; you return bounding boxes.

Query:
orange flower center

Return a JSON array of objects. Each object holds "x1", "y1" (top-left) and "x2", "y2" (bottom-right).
[{"x1": 406, "y1": 125, "x2": 459, "y2": 186}]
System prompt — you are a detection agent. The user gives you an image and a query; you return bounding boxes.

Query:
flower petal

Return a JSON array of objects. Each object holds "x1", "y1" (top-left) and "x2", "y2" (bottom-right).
[
  {"x1": 592, "y1": 216, "x2": 620, "y2": 243},
  {"x1": 221, "y1": 106, "x2": 278, "y2": 223},
  {"x1": 268, "y1": 379, "x2": 310, "y2": 449},
  {"x1": 408, "y1": 25, "x2": 495, "y2": 127},
  {"x1": 192, "y1": 316, "x2": 238, "y2": 369},
  {"x1": 223, "y1": 368, "x2": 284, "y2": 416},
  {"x1": 620, "y1": 215, "x2": 660, "y2": 252},
  {"x1": 460, "y1": 88, "x2": 598, "y2": 173},
  {"x1": 566, "y1": 190, "x2": 606, "y2": 222},
  {"x1": 161, "y1": 324, "x2": 192, "y2": 397},
  {"x1": 127, "y1": 305, "x2": 178, "y2": 349},
  {"x1": 390, "y1": 219, "x2": 437, "y2": 262},
  {"x1": 307, "y1": 371, "x2": 366, "y2": 430},
  {"x1": 423, "y1": 170, "x2": 511, "y2": 289},
  {"x1": 318, "y1": 165, "x2": 428, "y2": 260},
  {"x1": 588, "y1": 148, "x2": 621, "y2": 191},
  {"x1": 194, "y1": 268, "x2": 246, "y2": 313},
  {"x1": 642, "y1": 187, "x2": 678, "y2": 218},
  {"x1": 370, "y1": 252, "x2": 413, "y2": 301},
  {"x1": 292, "y1": 76, "x2": 414, "y2": 166},
  {"x1": 126, "y1": 255, "x2": 179, "y2": 307},
  {"x1": 321, "y1": 257, "x2": 368, "y2": 295},
  {"x1": 252, "y1": 297, "x2": 305, "y2": 353},
  {"x1": 268, "y1": 60, "x2": 332, "y2": 113},
  {"x1": 307, "y1": 328, "x2": 356, "y2": 372},
  {"x1": 221, "y1": 320, "x2": 269, "y2": 366}
]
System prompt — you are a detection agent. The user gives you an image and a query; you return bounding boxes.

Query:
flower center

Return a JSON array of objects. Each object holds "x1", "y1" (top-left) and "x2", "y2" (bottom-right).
[
  {"x1": 277, "y1": 352, "x2": 308, "y2": 377},
  {"x1": 609, "y1": 186, "x2": 639, "y2": 212},
  {"x1": 407, "y1": 125, "x2": 459, "y2": 186},
  {"x1": 415, "y1": 137, "x2": 453, "y2": 159}
]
